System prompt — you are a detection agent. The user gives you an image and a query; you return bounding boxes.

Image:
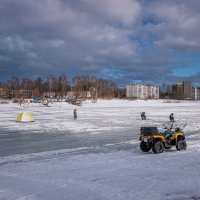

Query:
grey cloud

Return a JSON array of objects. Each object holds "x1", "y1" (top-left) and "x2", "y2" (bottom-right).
[
  {"x1": 0, "y1": 0, "x2": 200, "y2": 85},
  {"x1": 143, "y1": 0, "x2": 200, "y2": 51}
]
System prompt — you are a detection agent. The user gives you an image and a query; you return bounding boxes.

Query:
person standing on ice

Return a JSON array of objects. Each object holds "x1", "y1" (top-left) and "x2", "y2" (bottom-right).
[
  {"x1": 169, "y1": 113, "x2": 174, "y2": 122},
  {"x1": 141, "y1": 112, "x2": 146, "y2": 120},
  {"x1": 73, "y1": 109, "x2": 77, "y2": 120}
]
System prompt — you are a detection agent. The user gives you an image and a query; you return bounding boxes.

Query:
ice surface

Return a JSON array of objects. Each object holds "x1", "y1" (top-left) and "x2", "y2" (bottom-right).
[{"x1": 0, "y1": 100, "x2": 200, "y2": 200}]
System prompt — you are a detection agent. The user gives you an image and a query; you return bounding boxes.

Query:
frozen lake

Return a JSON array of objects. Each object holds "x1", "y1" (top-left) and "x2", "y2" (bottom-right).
[
  {"x1": 0, "y1": 100, "x2": 140, "y2": 157},
  {"x1": 0, "y1": 100, "x2": 200, "y2": 200},
  {"x1": 0, "y1": 127, "x2": 136, "y2": 157}
]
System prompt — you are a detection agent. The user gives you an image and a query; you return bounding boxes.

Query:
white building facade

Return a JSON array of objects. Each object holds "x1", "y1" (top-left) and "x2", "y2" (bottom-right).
[
  {"x1": 126, "y1": 84, "x2": 159, "y2": 99},
  {"x1": 194, "y1": 87, "x2": 200, "y2": 100}
]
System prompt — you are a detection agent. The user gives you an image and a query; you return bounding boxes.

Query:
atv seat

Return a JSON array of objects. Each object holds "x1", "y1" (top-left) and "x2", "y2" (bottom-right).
[{"x1": 161, "y1": 131, "x2": 174, "y2": 140}]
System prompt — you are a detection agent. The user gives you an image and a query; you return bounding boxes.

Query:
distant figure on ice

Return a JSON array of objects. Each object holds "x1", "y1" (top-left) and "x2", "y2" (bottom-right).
[
  {"x1": 141, "y1": 112, "x2": 146, "y2": 120},
  {"x1": 169, "y1": 113, "x2": 174, "y2": 122},
  {"x1": 73, "y1": 109, "x2": 77, "y2": 120}
]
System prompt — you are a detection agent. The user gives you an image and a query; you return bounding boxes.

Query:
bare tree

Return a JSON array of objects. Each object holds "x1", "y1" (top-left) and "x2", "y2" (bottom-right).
[
  {"x1": 34, "y1": 77, "x2": 43, "y2": 97},
  {"x1": 9, "y1": 76, "x2": 20, "y2": 90},
  {"x1": 58, "y1": 73, "x2": 68, "y2": 99},
  {"x1": 47, "y1": 75, "x2": 57, "y2": 98},
  {"x1": 2, "y1": 74, "x2": 121, "y2": 100}
]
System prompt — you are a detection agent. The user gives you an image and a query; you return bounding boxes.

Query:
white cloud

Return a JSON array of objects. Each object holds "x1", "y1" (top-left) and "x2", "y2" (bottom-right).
[
  {"x1": 83, "y1": 0, "x2": 140, "y2": 26},
  {"x1": 144, "y1": 1, "x2": 200, "y2": 51}
]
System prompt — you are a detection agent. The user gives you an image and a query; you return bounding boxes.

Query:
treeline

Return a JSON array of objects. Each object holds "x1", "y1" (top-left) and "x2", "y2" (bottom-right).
[{"x1": 0, "y1": 74, "x2": 126, "y2": 99}]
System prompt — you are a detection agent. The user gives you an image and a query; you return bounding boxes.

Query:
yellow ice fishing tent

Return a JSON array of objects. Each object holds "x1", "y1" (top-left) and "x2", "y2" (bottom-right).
[{"x1": 16, "y1": 111, "x2": 34, "y2": 122}]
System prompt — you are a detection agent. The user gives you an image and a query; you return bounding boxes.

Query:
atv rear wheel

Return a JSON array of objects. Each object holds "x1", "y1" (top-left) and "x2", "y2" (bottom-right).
[
  {"x1": 140, "y1": 141, "x2": 151, "y2": 152},
  {"x1": 152, "y1": 141, "x2": 164, "y2": 153},
  {"x1": 176, "y1": 140, "x2": 187, "y2": 151}
]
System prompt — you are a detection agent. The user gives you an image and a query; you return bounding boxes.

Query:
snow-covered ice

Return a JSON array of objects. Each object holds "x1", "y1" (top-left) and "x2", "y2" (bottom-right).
[{"x1": 0, "y1": 99, "x2": 200, "y2": 200}]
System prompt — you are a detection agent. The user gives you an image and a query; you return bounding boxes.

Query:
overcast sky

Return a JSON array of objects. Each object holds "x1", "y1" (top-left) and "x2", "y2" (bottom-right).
[{"x1": 0, "y1": 0, "x2": 200, "y2": 85}]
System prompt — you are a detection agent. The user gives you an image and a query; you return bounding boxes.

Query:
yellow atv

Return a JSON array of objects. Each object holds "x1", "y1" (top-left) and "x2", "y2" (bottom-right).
[{"x1": 139, "y1": 126, "x2": 187, "y2": 153}]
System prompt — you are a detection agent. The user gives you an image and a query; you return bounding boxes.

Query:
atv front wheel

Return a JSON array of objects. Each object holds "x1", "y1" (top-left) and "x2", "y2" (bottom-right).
[
  {"x1": 176, "y1": 140, "x2": 187, "y2": 151},
  {"x1": 140, "y1": 141, "x2": 151, "y2": 152},
  {"x1": 152, "y1": 141, "x2": 164, "y2": 153}
]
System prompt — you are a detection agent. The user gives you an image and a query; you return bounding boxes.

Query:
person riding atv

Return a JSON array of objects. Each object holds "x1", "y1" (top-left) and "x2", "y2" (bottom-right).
[{"x1": 139, "y1": 125, "x2": 187, "y2": 153}]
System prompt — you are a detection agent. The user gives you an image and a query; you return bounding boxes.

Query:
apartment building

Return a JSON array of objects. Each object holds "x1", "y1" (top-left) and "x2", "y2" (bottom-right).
[
  {"x1": 183, "y1": 81, "x2": 192, "y2": 99},
  {"x1": 126, "y1": 84, "x2": 159, "y2": 99},
  {"x1": 194, "y1": 87, "x2": 200, "y2": 100},
  {"x1": 172, "y1": 81, "x2": 192, "y2": 100}
]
